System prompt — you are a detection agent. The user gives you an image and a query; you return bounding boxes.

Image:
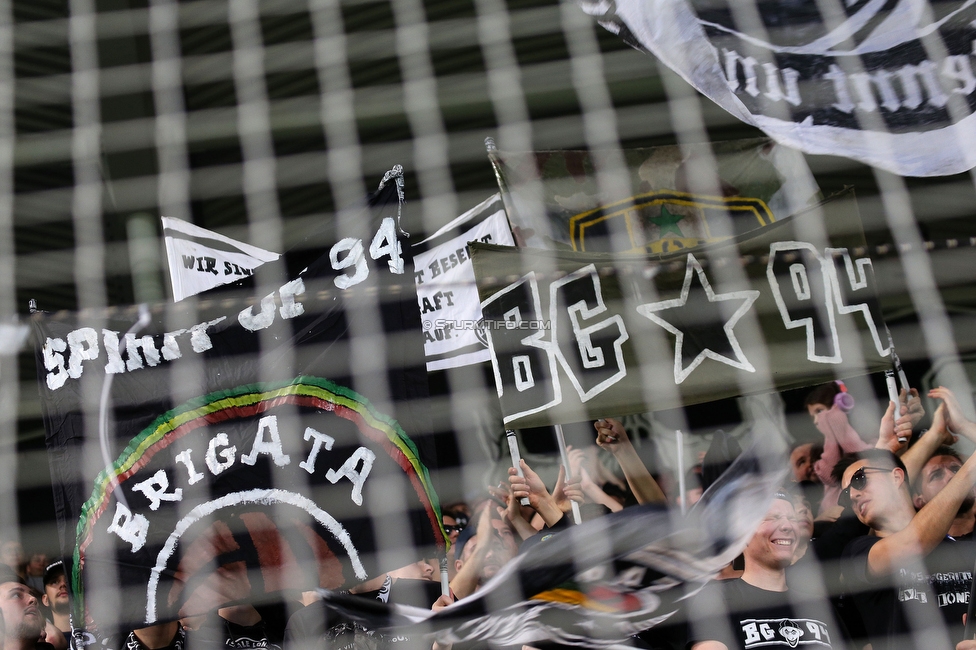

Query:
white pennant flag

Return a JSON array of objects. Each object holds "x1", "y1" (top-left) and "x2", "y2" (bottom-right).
[
  {"x1": 162, "y1": 217, "x2": 280, "y2": 301},
  {"x1": 413, "y1": 194, "x2": 515, "y2": 371}
]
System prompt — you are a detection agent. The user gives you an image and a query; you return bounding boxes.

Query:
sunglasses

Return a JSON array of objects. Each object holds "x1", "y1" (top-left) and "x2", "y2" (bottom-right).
[
  {"x1": 443, "y1": 524, "x2": 465, "y2": 534},
  {"x1": 839, "y1": 466, "x2": 890, "y2": 509}
]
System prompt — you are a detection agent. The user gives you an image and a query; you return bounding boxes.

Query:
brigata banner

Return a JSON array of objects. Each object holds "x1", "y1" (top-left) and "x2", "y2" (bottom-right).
[
  {"x1": 579, "y1": 0, "x2": 976, "y2": 176},
  {"x1": 472, "y1": 191, "x2": 891, "y2": 428},
  {"x1": 413, "y1": 194, "x2": 515, "y2": 371},
  {"x1": 488, "y1": 139, "x2": 820, "y2": 253},
  {"x1": 33, "y1": 168, "x2": 445, "y2": 634}
]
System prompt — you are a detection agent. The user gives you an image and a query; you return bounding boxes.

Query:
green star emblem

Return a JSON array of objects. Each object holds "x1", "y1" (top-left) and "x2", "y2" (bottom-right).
[{"x1": 648, "y1": 205, "x2": 684, "y2": 238}]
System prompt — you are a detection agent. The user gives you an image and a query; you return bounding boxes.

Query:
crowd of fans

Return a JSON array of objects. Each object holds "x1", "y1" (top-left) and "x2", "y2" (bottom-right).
[{"x1": 2, "y1": 381, "x2": 976, "y2": 650}]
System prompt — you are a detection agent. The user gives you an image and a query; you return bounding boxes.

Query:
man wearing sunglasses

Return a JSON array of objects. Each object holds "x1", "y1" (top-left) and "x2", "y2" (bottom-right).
[{"x1": 837, "y1": 412, "x2": 976, "y2": 650}]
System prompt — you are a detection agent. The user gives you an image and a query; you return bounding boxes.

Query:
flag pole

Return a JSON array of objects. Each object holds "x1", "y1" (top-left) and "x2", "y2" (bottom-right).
[
  {"x1": 676, "y1": 429, "x2": 686, "y2": 516},
  {"x1": 886, "y1": 326, "x2": 911, "y2": 393},
  {"x1": 885, "y1": 370, "x2": 908, "y2": 443},
  {"x1": 505, "y1": 430, "x2": 531, "y2": 506},
  {"x1": 553, "y1": 424, "x2": 582, "y2": 525},
  {"x1": 439, "y1": 556, "x2": 450, "y2": 598}
]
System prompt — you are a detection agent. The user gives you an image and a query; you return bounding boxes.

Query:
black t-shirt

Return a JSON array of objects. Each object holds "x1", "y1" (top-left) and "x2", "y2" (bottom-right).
[
  {"x1": 119, "y1": 626, "x2": 186, "y2": 650},
  {"x1": 686, "y1": 579, "x2": 835, "y2": 650},
  {"x1": 187, "y1": 613, "x2": 281, "y2": 650},
  {"x1": 841, "y1": 534, "x2": 973, "y2": 650}
]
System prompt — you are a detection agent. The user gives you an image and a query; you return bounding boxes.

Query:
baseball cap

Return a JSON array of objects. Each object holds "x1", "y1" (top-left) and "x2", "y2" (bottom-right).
[{"x1": 43, "y1": 561, "x2": 65, "y2": 586}]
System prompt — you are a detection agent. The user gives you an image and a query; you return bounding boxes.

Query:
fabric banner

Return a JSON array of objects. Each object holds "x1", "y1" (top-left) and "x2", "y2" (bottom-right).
[
  {"x1": 413, "y1": 194, "x2": 515, "y2": 371},
  {"x1": 161, "y1": 217, "x2": 280, "y2": 301},
  {"x1": 33, "y1": 168, "x2": 445, "y2": 634},
  {"x1": 316, "y1": 439, "x2": 787, "y2": 649},
  {"x1": 472, "y1": 190, "x2": 891, "y2": 428},
  {"x1": 579, "y1": 0, "x2": 976, "y2": 177},
  {"x1": 488, "y1": 139, "x2": 820, "y2": 252}
]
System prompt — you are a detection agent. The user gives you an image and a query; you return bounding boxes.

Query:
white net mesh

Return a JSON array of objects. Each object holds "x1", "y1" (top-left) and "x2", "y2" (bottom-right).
[{"x1": 5, "y1": 0, "x2": 976, "y2": 648}]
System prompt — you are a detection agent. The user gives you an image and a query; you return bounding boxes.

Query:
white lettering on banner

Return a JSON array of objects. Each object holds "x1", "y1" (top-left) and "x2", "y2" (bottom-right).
[
  {"x1": 241, "y1": 415, "x2": 292, "y2": 467},
  {"x1": 331, "y1": 238, "x2": 369, "y2": 290},
  {"x1": 325, "y1": 447, "x2": 375, "y2": 506},
  {"x1": 174, "y1": 449, "x2": 205, "y2": 485},
  {"x1": 482, "y1": 242, "x2": 885, "y2": 420},
  {"x1": 939, "y1": 591, "x2": 969, "y2": 607},
  {"x1": 125, "y1": 333, "x2": 162, "y2": 371},
  {"x1": 205, "y1": 433, "x2": 237, "y2": 475},
  {"x1": 106, "y1": 501, "x2": 149, "y2": 552},
  {"x1": 549, "y1": 265, "x2": 630, "y2": 399},
  {"x1": 188, "y1": 318, "x2": 226, "y2": 353},
  {"x1": 237, "y1": 278, "x2": 306, "y2": 332},
  {"x1": 369, "y1": 217, "x2": 404, "y2": 274},
  {"x1": 132, "y1": 469, "x2": 183, "y2": 511},
  {"x1": 299, "y1": 427, "x2": 335, "y2": 474},
  {"x1": 824, "y1": 248, "x2": 890, "y2": 357},
  {"x1": 482, "y1": 273, "x2": 562, "y2": 424},
  {"x1": 768, "y1": 243, "x2": 887, "y2": 364},
  {"x1": 721, "y1": 48, "x2": 974, "y2": 117},
  {"x1": 103, "y1": 330, "x2": 127, "y2": 375},
  {"x1": 67, "y1": 328, "x2": 99, "y2": 379},
  {"x1": 767, "y1": 242, "x2": 841, "y2": 363},
  {"x1": 112, "y1": 416, "x2": 376, "y2": 555},
  {"x1": 239, "y1": 295, "x2": 277, "y2": 331},
  {"x1": 42, "y1": 337, "x2": 69, "y2": 390},
  {"x1": 329, "y1": 218, "x2": 406, "y2": 290},
  {"x1": 723, "y1": 49, "x2": 801, "y2": 106},
  {"x1": 513, "y1": 355, "x2": 535, "y2": 391},
  {"x1": 43, "y1": 317, "x2": 226, "y2": 390},
  {"x1": 44, "y1": 274, "x2": 313, "y2": 390}
]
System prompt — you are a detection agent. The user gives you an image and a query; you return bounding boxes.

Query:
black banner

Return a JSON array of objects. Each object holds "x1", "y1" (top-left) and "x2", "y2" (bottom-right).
[{"x1": 33, "y1": 169, "x2": 446, "y2": 635}]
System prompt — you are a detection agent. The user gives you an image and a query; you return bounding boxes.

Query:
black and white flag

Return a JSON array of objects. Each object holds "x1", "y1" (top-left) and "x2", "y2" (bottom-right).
[
  {"x1": 582, "y1": 0, "x2": 976, "y2": 176},
  {"x1": 162, "y1": 217, "x2": 280, "y2": 301},
  {"x1": 33, "y1": 168, "x2": 446, "y2": 635},
  {"x1": 316, "y1": 436, "x2": 789, "y2": 649},
  {"x1": 413, "y1": 195, "x2": 515, "y2": 371}
]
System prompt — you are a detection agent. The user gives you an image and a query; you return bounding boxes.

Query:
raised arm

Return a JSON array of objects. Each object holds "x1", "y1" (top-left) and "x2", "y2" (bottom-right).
[
  {"x1": 867, "y1": 402, "x2": 976, "y2": 576},
  {"x1": 449, "y1": 505, "x2": 493, "y2": 599},
  {"x1": 508, "y1": 459, "x2": 565, "y2": 527},
  {"x1": 929, "y1": 386, "x2": 976, "y2": 439},
  {"x1": 569, "y1": 446, "x2": 623, "y2": 512},
  {"x1": 594, "y1": 418, "x2": 666, "y2": 505},
  {"x1": 490, "y1": 482, "x2": 541, "y2": 540},
  {"x1": 876, "y1": 400, "x2": 913, "y2": 456},
  {"x1": 900, "y1": 403, "x2": 956, "y2": 484}
]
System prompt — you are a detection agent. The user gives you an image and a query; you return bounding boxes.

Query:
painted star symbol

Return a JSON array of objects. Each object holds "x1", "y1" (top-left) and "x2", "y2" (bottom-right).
[
  {"x1": 636, "y1": 253, "x2": 759, "y2": 384},
  {"x1": 647, "y1": 205, "x2": 684, "y2": 238}
]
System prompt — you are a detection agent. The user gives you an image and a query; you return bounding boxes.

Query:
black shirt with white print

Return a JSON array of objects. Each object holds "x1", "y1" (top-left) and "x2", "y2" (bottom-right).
[{"x1": 687, "y1": 579, "x2": 835, "y2": 650}]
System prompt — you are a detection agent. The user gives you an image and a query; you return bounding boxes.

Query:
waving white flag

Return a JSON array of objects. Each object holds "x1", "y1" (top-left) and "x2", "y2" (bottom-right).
[
  {"x1": 161, "y1": 216, "x2": 280, "y2": 301},
  {"x1": 582, "y1": 0, "x2": 976, "y2": 176}
]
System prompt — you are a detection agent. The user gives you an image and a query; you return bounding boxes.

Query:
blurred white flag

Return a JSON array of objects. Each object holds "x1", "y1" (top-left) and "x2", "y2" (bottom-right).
[{"x1": 583, "y1": 0, "x2": 976, "y2": 176}]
